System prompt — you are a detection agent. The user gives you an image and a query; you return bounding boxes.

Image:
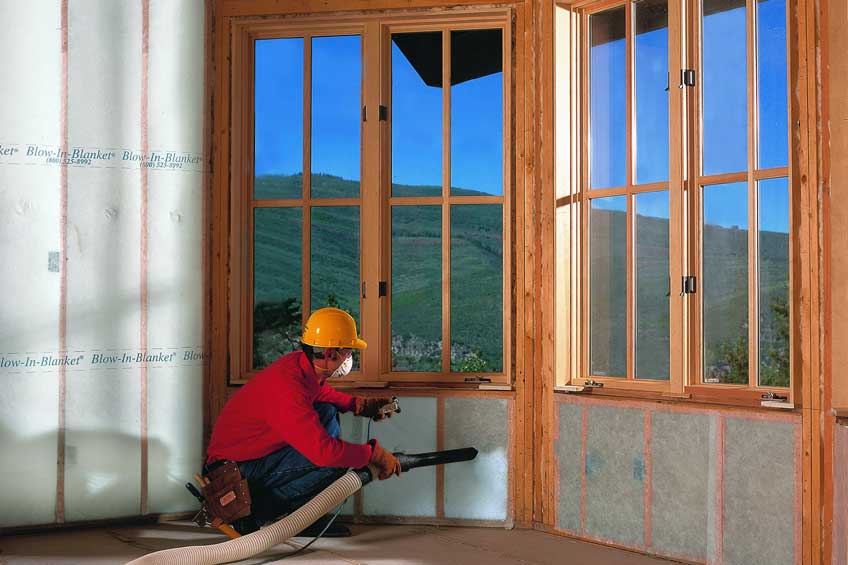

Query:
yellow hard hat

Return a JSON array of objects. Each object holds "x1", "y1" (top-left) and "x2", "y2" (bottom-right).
[{"x1": 301, "y1": 307, "x2": 367, "y2": 350}]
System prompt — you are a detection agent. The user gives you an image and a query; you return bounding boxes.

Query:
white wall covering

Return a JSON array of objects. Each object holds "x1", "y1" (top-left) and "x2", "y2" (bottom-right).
[
  {"x1": 0, "y1": 0, "x2": 206, "y2": 527},
  {"x1": 0, "y1": 0, "x2": 63, "y2": 528},
  {"x1": 363, "y1": 396, "x2": 438, "y2": 517},
  {"x1": 146, "y1": 0, "x2": 205, "y2": 516}
]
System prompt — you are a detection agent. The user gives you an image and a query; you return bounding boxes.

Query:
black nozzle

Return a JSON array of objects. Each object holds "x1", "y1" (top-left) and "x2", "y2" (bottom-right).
[
  {"x1": 355, "y1": 447, "x2": 478, "y2": 486},
  {"x1": 394, "y1": 447, "x2": 478, "y2": 472}
]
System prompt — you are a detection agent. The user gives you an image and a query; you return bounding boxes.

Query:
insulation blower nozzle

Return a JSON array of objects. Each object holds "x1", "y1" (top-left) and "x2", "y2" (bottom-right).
[{"x1": 393, "y1": 447, "x2": 479, "y2": 473}]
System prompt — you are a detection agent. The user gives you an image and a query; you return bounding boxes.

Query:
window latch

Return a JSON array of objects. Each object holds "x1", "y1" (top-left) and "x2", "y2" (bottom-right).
[
  {"x1": 761, "y1": 391, "x2": 789, "y2": 402},
  {"x1": 583, "y1": 379, "x2": 604, "y2": 389},
  {"x1": 378, "y1": 281, "x2": 387, "y2": 297},
  {"x1": 680, "y1": 276, "x2": 697, "y2": 296},
  {"x1": 680, "y1": 69, "x2": 696, "y2": 88}
]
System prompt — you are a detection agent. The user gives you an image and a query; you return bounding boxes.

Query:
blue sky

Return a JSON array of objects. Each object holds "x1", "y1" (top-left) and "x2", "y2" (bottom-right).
[
  {"x1": 253, "y1": 0, "x2": 787, "y2": 230},
  {"x1": 254, "y1": 35, "x2": 503, "y2": 195},
  {"x1": 590, "y1": 0, "x2": 788, "y2": 233}
]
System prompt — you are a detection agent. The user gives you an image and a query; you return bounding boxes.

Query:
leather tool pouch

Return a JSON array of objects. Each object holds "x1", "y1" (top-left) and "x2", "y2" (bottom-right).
[{"x1": 201, "y1": 460, "x2": 252, "y2": 524}]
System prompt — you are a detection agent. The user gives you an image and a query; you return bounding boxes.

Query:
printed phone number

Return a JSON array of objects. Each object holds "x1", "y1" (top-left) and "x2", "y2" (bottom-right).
[
  {"x1": 45, "y1": 157, "x2": 92, "y2": 165},
  {"x1": 141, "y1": 161, "x2": 184, "y2": 169}
]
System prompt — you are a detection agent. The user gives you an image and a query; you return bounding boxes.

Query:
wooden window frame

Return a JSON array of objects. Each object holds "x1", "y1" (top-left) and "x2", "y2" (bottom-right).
[
  {"x1": 684, "y1": 0, "x2": 794, "y2": 403},
  {"x1": 554, "y1": 0, "x2": 799, "y2": 407},
  {"x1": 381, "y1": 18, "x2": 513, "y2": 384},
  {"x1": 222, "y1": 10, "x2": 514, "y2": 387}
]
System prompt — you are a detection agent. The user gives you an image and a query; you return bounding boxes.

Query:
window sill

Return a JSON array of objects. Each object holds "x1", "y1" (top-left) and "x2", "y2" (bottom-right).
[
  {"x1": 554, "y1": 382, "x2": 797, "y2": 412},
  {"x1": 333, "y1": 381, "x2": 514, "y2": 393}
]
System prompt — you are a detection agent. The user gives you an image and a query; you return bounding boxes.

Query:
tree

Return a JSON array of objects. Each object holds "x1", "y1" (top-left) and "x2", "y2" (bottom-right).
[{"x1": 253, "y1": 298, "x2": 302, "y2": 368}]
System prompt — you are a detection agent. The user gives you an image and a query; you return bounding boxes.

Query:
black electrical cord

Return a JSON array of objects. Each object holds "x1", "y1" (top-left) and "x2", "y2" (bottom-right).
[{"x1": 273, "y1": 417, "x2": 374, "y2": 560}]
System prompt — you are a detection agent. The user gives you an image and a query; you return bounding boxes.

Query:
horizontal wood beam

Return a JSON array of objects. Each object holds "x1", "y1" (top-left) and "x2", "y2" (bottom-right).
[{"x1": 218, "y1": 0, "x2": 522, "y2": 18}]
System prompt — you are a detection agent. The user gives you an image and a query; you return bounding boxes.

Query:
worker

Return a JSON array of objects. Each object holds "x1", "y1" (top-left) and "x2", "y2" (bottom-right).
[{"x1": 205, "y1": 307, "x2": 402, "y2": 537}]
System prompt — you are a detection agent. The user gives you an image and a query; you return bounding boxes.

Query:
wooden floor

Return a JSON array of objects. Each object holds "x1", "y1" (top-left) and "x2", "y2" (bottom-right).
[{"x1": 0, "y1": 521, "x2": 685, "y2": 564}]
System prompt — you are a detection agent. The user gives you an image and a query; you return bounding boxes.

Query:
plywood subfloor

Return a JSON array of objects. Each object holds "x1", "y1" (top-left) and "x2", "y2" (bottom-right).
[{"x1": 0, "y1": 522, "x2": 684, "y2": 564}]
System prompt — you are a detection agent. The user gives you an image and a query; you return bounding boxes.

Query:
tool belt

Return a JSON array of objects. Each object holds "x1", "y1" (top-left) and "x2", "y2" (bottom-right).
[{"x1": 199, "y1": 460, "x2": 252, "y2": 525}]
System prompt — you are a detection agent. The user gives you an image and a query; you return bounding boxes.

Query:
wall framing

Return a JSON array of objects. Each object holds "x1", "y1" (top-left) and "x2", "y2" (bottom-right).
[
  {"x1": 208, "y1": 0, "x2": 831, "y2": 560},
  {"x1": 208, "y1": 0, "x2": 538, "y2": 529}
]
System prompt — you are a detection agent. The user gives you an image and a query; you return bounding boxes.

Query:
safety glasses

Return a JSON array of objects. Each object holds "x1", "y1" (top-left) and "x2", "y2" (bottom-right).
[{"x1": 313, "y1": 348, "x2": 353, "y2": 360}]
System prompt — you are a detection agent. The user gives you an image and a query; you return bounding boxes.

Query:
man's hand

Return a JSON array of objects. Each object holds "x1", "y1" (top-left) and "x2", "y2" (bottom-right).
[
  {"x1": 354, "y1": 397, "x2": 396, "y2": 420},
  {"x1": 368, "y1": 440, "x2": 402, "y2": 480}
]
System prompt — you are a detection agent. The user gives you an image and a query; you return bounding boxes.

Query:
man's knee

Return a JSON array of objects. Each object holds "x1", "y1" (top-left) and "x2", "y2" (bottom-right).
[{"x1": 313, "y1": 402, "x2": 340, "y2": 437}]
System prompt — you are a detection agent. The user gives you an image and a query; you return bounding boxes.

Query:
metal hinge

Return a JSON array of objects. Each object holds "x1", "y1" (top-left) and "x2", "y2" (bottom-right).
[
  {"x1": 378, "y1": 281, "x2": 387, "y2": 297},
  {"x1": 680, "y1": 276, "x2": 697, "y2": 295},
  {"x1": 680, "y1": 69, "x2": 696, "y2": 88},
  {"x1": 362, "y1": 106, "x2": 367, "y2": 122}
]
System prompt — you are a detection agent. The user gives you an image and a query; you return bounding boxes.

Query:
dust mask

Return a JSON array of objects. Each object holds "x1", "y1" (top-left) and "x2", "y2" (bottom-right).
[{"x1": 330, "y1": 354, "x2": 353, "y2": 378}]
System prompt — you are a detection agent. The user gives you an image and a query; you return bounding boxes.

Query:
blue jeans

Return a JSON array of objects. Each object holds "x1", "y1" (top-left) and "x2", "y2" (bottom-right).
[{"x1": 236, "y1": 402, "x2": 348, "y2": 523}]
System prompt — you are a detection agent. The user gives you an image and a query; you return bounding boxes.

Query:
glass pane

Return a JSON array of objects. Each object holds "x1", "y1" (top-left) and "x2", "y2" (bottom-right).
[
  {"x1": 758, "y1": 178, "x2": 789, "y2": 387},
  {"x1": 702, "y1": 182, "x2": 748, "y2": 384},
  {"x1": 392, "y1": 32, "x2": 442, "y2": 197},
  {"x1": 254, "y1": 38, "x2": 304, "y2": 199},
  {"x1": 253, "y1": 208, "x2": 302, "y2": 369},
  {"x1": 757, "y1": 0, "x2": 788, "y2": 169},
  {"x1": 451, "y1": 205, "x2": 503, "y2": 372},
  {"x1": 635, "y1": 191, "x2": 670, "y2": 380},
  {"x1": 590, "y1": 196, "x2": 627, "y2": 377},
  {"x1": 634, "y1": 0, "x2": 669, "y2": 185},
  {"x1": 590, "y1": 7, "x2": 626, "y2": 189},
  {"x1": 391, "y1": 206, "x2": 442, "y2": 371},
  {"x1": 702, "y1": 0, "x2": 747, "y2": 175},
  {"x1": 311, "y1": 35, "x2": 361, "y2": 198},
  {"x1": 311, "y1": 206, "x2": 360, "y2": 321},
  {"x1": 450, "y1": 29, "x2": 503, "y2": 196}
]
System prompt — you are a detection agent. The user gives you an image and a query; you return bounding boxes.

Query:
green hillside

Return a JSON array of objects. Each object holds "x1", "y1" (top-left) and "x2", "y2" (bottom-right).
[
  {"x1": 590, "y1": 208, "x2": 789, "y2": 386},
  {"x1": 252, "y1": 173, "x2": 503, "y2": 373},
  {"x1": 251, "y1": 174, "x2": 789, "y2": 386}
]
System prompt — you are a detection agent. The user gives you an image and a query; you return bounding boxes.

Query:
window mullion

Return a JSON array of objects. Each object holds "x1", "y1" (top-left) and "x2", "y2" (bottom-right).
[
  {"x1": 625, "y1": 2, "x2": 634, "y2": 381},
  {"x1": 684, "y1": 0, "x2": 704, "y2": 386},
  {"x1": 441, "y1": 29, "x2": 451, "y2": 375},
  {"x1": 302, "y1": 33, "x2": 312, "y2": 324},
  {"x1": 746, "y1": 0, "x2": 759, "y2": 389},
  {"x1": 580, "y1": 12, "x2": 590, "y2": 382},
  {"x1": 668, "y1": 0, "x2": 687, "y2": 394},
  {"x1": 360, "y1": 21, "x2": 381, "y2": 380}
]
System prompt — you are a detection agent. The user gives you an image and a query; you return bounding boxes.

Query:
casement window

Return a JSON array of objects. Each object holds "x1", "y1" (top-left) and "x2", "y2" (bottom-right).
[
  {"x1": 555, "y1": 0, "x2": 793, "y2": 404},
  {"x1": 224, "y1": 12, "x2": 512, "y2": 385}
]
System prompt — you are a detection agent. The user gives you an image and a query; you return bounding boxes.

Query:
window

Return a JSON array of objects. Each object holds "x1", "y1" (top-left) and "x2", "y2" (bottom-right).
[
  {"x1": 227, "y1": 13, "x2": 512, "y2": 385},
  {"x1": 556, "y1": 0, "x2": 792, "y2": 402},
  {"x1": 694, "y1": 0, "x2": 790, "y2": 390},
  {"x1": 389, "y1": 29, "x2": 508, "y2": 378},
  {"x1": 252, "y1": 35, "x2": 363, "y2": 372}
]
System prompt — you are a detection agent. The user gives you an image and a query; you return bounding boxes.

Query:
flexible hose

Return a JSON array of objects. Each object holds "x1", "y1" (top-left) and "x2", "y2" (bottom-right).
[
  {"x1": 127, "y1": 447, "x2": 478, "y2": 564},
  {"x1": 126, "y1": 471, "x2": 365, "y2": 565}
]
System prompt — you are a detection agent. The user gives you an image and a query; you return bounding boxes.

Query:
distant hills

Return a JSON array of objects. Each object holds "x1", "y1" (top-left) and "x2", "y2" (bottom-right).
[
  {"x1": 252, "y1": 173, "x2": 503, "y2": 372},
  {"x1": 251, "y1": 173, "x2": 789, "y2": 386}
]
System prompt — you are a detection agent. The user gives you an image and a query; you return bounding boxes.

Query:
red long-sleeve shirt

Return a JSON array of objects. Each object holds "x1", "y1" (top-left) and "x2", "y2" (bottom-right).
[{"x1": 207, "y1": 350, "x2": 372, "y2": 468}]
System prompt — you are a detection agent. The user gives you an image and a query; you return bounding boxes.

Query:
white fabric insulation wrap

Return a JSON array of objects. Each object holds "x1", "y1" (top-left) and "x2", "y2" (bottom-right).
[{"x1": 126, "y1": 471, "x2": 364, "y2": 565}]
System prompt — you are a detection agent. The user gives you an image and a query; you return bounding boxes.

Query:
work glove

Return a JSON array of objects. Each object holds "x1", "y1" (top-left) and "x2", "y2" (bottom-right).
[
  {"x1": 354, "y1": 397, "x2": 396, "y2": 420},
  {"x1": 368, "y1": 439, "x2": 402, "y2": 480}
]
